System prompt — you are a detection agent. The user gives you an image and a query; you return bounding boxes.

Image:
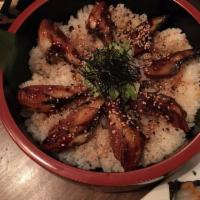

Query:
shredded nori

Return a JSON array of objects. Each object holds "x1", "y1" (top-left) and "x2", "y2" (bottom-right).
[{"x1": 81, "y1": 42, "x2": 140, "y2": 101}]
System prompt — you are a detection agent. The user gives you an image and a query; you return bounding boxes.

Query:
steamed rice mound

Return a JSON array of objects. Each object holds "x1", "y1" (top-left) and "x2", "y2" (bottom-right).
[
  {"x1": 60, "y1": 5, "x2": 103, "y2": 58},
  {"x1": 21, "y1": 47, "x2": 77, "y2": 87},
  {"x1": 160, "y1": 58, "x2": 200, "y2": 125},
  {"x1": 59, "y1": 123, "x2": 124, "y2": 172},
  {"x1": 141, "y1": 116, "x2": 186, "y2": 166},
  {"x1": 21, "y1": 4, "x2": 200, "y2": 172},
  {"x1": 152, "y1": 28, "x2": 192, "y2": 59}
]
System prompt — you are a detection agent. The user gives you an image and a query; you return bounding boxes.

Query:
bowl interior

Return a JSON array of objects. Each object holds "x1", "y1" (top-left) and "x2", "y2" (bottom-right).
[{"x1": 3, "y1": 0, "x2": 200, "y2": 183}]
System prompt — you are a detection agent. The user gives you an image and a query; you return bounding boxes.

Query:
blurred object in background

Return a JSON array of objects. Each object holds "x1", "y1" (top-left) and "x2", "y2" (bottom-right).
[
  {"x1": 0, "y1": 0, "x2": 3, "y2": 9},
  {"x1": 1, "y1": 0, "x2": 17, "y2": 15},
  {"x1": 0, "y1": 0, "x2": 33, "y2": 29}
]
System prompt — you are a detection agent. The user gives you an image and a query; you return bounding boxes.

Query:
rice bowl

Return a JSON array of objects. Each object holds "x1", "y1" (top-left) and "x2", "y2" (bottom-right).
[
  {"x1": 16, "y1": 1, "x2": 200, "y2": 173},
  {"x1": 1, "y1": 0, "x2": 200, "y2": 186}
]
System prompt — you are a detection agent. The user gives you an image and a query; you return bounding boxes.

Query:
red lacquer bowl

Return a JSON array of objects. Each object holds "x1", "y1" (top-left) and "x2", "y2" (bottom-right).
[{"x1": 0, "y1": 0, "x2": 200, "y2": 187}]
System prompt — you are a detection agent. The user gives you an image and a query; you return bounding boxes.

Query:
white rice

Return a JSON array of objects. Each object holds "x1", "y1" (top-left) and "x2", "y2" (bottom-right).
[
  {"x1": 20, "y1": 47, "x2": 77, "y2": 88},
  {"x1": 25, "y1": 110, "x2": 70, "y2": 142},
  {"x1": 160, "y1": 57, "x2": 200, "y2": 125},
  {"x1": 22, "y1": 3, "x2": 200, "y2": 172},
  {"x1": 137, "y1": 28, "x2": 192, "y2": 68},
  {"x1": 59, "y1": 124, "x2": 124, "y2": 172},
  {"x1": 152, "y1": 28, "x2": 192, "y2": 59},
  {"x1": 110, "y1": 4, "x2": 147, "y2": 41},
  {"x1": 140, "y1": 58, "x2": 200, "y2": 166},
  {"x1": 141, "y1": 116, "x2": 186, "y2": 166},
  {"x1": 60, "y1": 5, "x2": 103, "y2": 57}
]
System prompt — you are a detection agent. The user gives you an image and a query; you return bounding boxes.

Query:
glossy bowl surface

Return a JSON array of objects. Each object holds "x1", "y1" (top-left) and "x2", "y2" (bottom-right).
[{"x1": 0, "y1": 0, "x2": 200, "y2": 186}]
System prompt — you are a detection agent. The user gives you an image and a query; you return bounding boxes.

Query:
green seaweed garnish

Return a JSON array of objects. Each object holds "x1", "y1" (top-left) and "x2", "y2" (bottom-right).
[{"x1": 82, "y1": 41, "x2": 140, "y2": 101}]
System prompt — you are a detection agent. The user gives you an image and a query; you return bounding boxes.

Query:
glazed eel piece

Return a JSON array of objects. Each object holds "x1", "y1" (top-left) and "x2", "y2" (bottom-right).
[
  {"x1": 38, "y1": 19, "x2": 82, "y2": 65},
  {"x1": 42, "y1": 98, "x2": 104, "y2": 152},
  {"x1": 144, "y1": 49, "x2": 194, "y2": 79},
  {"x1": 87, "y1": 2, "x2": 168, "y2": 56},
  {"x1": 107, "y1": 101, "x2": 144, "y2": 171},
  {"x1": 87, "y1": 1, "x2": 115, "y2": 44},
  {"x1": 18, "y1": 85, "x2": 87, "y2": 113},
  {"x1": 128, "y1": 16, "x2": 167, "y2": 55},
  {"x1": 149, "y1": 15, "x2": 167, "y2": 33},
  {"x1": 134, "y1": 92, "x2": 189, "y2": 132}
]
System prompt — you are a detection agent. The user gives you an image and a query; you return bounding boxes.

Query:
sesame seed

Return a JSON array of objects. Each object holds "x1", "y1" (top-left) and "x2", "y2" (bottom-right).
[
  {"x1": 112, "y1": 130, "x2": 116, "y2": 134},
  {"x1": 62, "y1": 136, "x2": 66, "y2": 140}
]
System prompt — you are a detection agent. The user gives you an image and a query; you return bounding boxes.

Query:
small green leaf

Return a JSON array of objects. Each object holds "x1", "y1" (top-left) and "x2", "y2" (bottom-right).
[
  {"x1": 134, "y1": 82, "x2": 140, "y2": 94},
  {"x1": 109, "y1": 87, "x2": 119, "y2": 100},
  {"x1": 84, "y1": 65, "x2": 91, "y2": 73},
  {"x1": 121, "y1": 83, "x2": 138, "y2": 102},
  {"x1": 108, "y1": 41, "x2": 131, "y2": 55},
  {"x1": 84, "y1": 79, "x2": 100, "y2": 97},
  {"x1": 121, "y1": 40, "x2": 131, "y2": 52},
  {"x1": 126, "y1": 84, "x2": 137, "y2": 100}
]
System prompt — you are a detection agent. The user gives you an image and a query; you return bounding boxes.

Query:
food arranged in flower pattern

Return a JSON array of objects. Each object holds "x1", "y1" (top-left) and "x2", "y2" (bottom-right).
[{"x1": 18, "y1": 1, "x2": 200, "y2": 172}]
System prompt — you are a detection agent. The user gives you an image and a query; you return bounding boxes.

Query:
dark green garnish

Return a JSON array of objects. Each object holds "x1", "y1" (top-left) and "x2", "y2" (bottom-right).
[{"x1": 82, "y1": 41, "x2": 140, "y2": 101}]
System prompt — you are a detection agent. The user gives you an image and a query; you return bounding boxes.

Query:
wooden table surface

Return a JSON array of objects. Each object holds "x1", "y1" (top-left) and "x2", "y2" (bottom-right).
[
  {"x1": 1, "y1": 1, "x2": 199, "y2": 200},
  {"x1": 0, "y1": 121, "x2": 150, "y2": 200}
]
